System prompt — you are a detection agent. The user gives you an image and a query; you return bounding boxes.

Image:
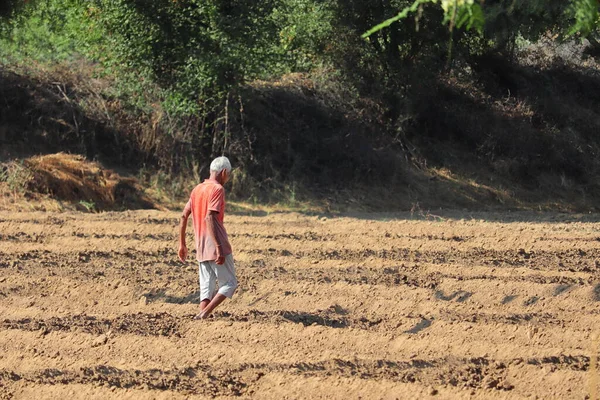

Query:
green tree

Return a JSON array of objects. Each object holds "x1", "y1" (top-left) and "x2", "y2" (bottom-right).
[{"x1": 363, "y1": 0, "x2": 599, "y2": 46}]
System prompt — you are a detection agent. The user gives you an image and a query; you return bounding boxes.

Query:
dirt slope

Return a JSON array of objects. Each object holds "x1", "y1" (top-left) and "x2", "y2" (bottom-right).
[{"x1": 1, "y1": 210, "x2": 599, "y2": 399}]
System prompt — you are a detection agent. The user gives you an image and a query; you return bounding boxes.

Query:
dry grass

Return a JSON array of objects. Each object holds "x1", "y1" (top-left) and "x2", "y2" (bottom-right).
[{"x1": 0, "y1": 153, "x2": 157, "y2": 212}]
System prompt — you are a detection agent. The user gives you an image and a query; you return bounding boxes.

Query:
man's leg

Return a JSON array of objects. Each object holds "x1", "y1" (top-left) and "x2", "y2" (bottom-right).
[
  {"x1": 200, "y1": 299, "x2": 210, "y2": 311},
  {"x1": 197, "y1": 261, "x2": 216, "y2": 317},
  {"x1": 197, "y1": 294, "x2": 228, "y2": 319},
  {"x1": 197, "y1": 255, "x2": 238, "y2": 319}
]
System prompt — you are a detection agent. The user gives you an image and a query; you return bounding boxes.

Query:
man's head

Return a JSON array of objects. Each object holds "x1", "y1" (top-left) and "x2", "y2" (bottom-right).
[{"x1": 210, "y1": 156, "x2": 232, "y2": 184}]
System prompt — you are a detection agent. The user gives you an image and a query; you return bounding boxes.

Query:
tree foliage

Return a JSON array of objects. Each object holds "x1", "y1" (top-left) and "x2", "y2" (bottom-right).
[
  {"x1": 3, "y1": 0, "x2": 598, "y2": 106},
  {"x1": 1, "y1": 0, "x2": 334, "y2": 114},
  {"x1": 363, "y1": 0, "x2": 599, "y2": 45}
]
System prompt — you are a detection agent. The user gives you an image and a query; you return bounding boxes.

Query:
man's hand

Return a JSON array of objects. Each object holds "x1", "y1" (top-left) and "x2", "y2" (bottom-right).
[
  {"x1": 215, "y1": 253, "x2": 225, "y2": 265},
  {"x1": 178, "y1": 244, "x2": 188, "y2": 263}
]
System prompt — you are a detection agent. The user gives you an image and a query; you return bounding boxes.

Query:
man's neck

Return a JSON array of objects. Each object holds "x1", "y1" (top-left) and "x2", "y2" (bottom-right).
[{"x1": 208, "y1": 172, "x2": 223, "y2": 184}]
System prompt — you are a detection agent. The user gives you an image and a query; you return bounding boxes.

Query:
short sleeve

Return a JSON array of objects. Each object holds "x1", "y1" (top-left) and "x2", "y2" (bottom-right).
[{"x1": 208, "y1": 186, "x2": 224, "y2": 213}]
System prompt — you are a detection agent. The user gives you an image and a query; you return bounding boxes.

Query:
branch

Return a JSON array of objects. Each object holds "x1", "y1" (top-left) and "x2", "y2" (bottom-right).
[{"x1": 362, "y1": 0, "x2": 433, "y2": 38}]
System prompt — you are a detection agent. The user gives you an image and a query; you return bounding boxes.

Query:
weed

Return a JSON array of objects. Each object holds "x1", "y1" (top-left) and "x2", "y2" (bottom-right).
[
  {"x1": 410, "y1": 202, "x2": 446, "y2": 222},
  {"x1": 78, "y1": 200, "x2": 96, "y2": 213},
  {"x1": 0, "y1": 161, "x2": 33, "y2": 195}
]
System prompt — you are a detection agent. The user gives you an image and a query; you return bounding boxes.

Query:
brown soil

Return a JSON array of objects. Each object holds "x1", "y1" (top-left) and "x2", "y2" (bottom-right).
[{"x1": 1, "y1": 210, "x2": 599, "y2": 399}]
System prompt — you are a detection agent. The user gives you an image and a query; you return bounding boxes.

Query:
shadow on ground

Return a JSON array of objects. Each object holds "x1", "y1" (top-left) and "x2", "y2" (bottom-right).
[{"x1": 143, "y1": 289, "x2": 199, "y2": 305}]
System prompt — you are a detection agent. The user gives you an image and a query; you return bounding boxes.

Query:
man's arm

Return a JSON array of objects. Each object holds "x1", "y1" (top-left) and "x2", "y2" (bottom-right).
[
  {"x1": 206, "y1": 210, "x2": 225, "y2": 264},
  {"x1": 178, "y1": 203, "x2": 192, "y2": 262}
]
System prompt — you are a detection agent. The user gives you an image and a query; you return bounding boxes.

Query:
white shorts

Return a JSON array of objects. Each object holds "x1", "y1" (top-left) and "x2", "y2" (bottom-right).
[{"x1": 199, "y1": 254, "x2": 238, "y2": 301}]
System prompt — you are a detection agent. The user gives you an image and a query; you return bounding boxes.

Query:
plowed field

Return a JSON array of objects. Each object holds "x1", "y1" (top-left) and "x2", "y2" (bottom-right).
[{"x1": 1, "y1": 210, "x2": 599, "y2": 399}]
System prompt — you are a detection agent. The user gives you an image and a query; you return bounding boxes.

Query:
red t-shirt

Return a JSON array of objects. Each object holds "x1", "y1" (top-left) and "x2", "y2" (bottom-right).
[{"x1": 183, "y1": 179, "x2": 232, "y2": 262}]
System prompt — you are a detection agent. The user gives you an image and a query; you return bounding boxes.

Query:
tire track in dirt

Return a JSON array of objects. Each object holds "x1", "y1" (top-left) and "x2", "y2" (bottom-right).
[
  {"x1": 0, "y1": 354, "x2": 591, "y2": 396},
  {"x1": 3, "y1": 225, "x2": 599, "y2": 248},
  {"x1": 1, "y1": 310, "x2": 382, "y2": 333},
  {"x1": 3, "y1": 256, "x2": 599, "y2": 301},
  {"x1": 0, "y1": 307, "x2": 573, "y2": 337},
  {"x1": 71, "y1": 232, "x2": 175, "y2": 241},
  {"x1": 210, "y1": 309, "x2": 571, "y2": 330},
  {"x1": 242, "y1": 264, "x2": 442, "y2": 289},
  {"x1": 4, "y1": 245, "x2": 599, "y2": 284},
  {"x1": 2, "y1": 313, "x2": 180, "y2": 337},
  {"x1": 0, "y1": 231, "x2": 332, "y2": 243},
  {"x1": 246, "y1": 247, "x2": 600, "y2": 273},
  {"x1": 241, "y1": 264, "x2": 599, "y2": 287},
  {"x1": 0, "y1": 365, "x2": 247, "y2": 397},
  {"x1": 1, "y1": 253, "x2": 441, "y2": 290},
  {"x1": 2, "y1": 244, "x2": 599, "y2": 275},
  {"x1": 0, "y1": 215, "x2": 176, "y2": 226},
  {"x1": 0, "y1": 232, "x2": 44, "y2": 243},
  {"x1": 238, "y1": 265, "x2": 599, "y2": 300},
  {"x1": 231, "y1": 232, "x2": 334, "y2": 241}
]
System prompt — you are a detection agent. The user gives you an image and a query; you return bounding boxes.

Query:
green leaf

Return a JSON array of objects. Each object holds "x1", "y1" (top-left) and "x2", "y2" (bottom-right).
[{"x1": 362, "y1": 0, "x2": 435, "y2": 39}]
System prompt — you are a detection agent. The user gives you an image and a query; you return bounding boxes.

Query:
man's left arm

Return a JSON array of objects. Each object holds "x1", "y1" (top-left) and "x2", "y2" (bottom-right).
[{"x1": 178, "y1": 200, "x2": 192, "y2": 262}]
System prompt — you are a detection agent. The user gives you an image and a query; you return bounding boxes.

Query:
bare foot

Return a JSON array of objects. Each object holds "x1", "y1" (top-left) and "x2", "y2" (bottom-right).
[{"x1": 193, "y1": 311, "x2": 210, "y2": 320}]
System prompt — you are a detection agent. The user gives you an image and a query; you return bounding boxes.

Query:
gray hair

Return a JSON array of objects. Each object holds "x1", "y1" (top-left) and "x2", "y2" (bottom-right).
[{"x1": 210, "y1": 156, "x2": 232, "y2": 173}]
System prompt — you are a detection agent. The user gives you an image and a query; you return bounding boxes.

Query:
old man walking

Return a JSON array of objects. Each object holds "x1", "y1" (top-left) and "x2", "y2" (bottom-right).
[{"x1": 178, "y1": 156, "x2": 238, "y2": 319}]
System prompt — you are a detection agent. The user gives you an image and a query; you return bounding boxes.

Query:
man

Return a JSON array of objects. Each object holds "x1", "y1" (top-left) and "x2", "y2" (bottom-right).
[{"x1": 178, "y1": 156, "x2": 237, "y2": 320}]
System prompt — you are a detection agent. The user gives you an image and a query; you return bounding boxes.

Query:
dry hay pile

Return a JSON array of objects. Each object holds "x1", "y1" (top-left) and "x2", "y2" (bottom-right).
[{"x1": 0, "y1": 153, "x2": 155, "y2": 211}]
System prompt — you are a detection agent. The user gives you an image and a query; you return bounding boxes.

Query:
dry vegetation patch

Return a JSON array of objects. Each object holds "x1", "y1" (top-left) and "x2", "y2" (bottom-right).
[{"x1": 0, "y1": 153, "x2": 155, "y2": 211}]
